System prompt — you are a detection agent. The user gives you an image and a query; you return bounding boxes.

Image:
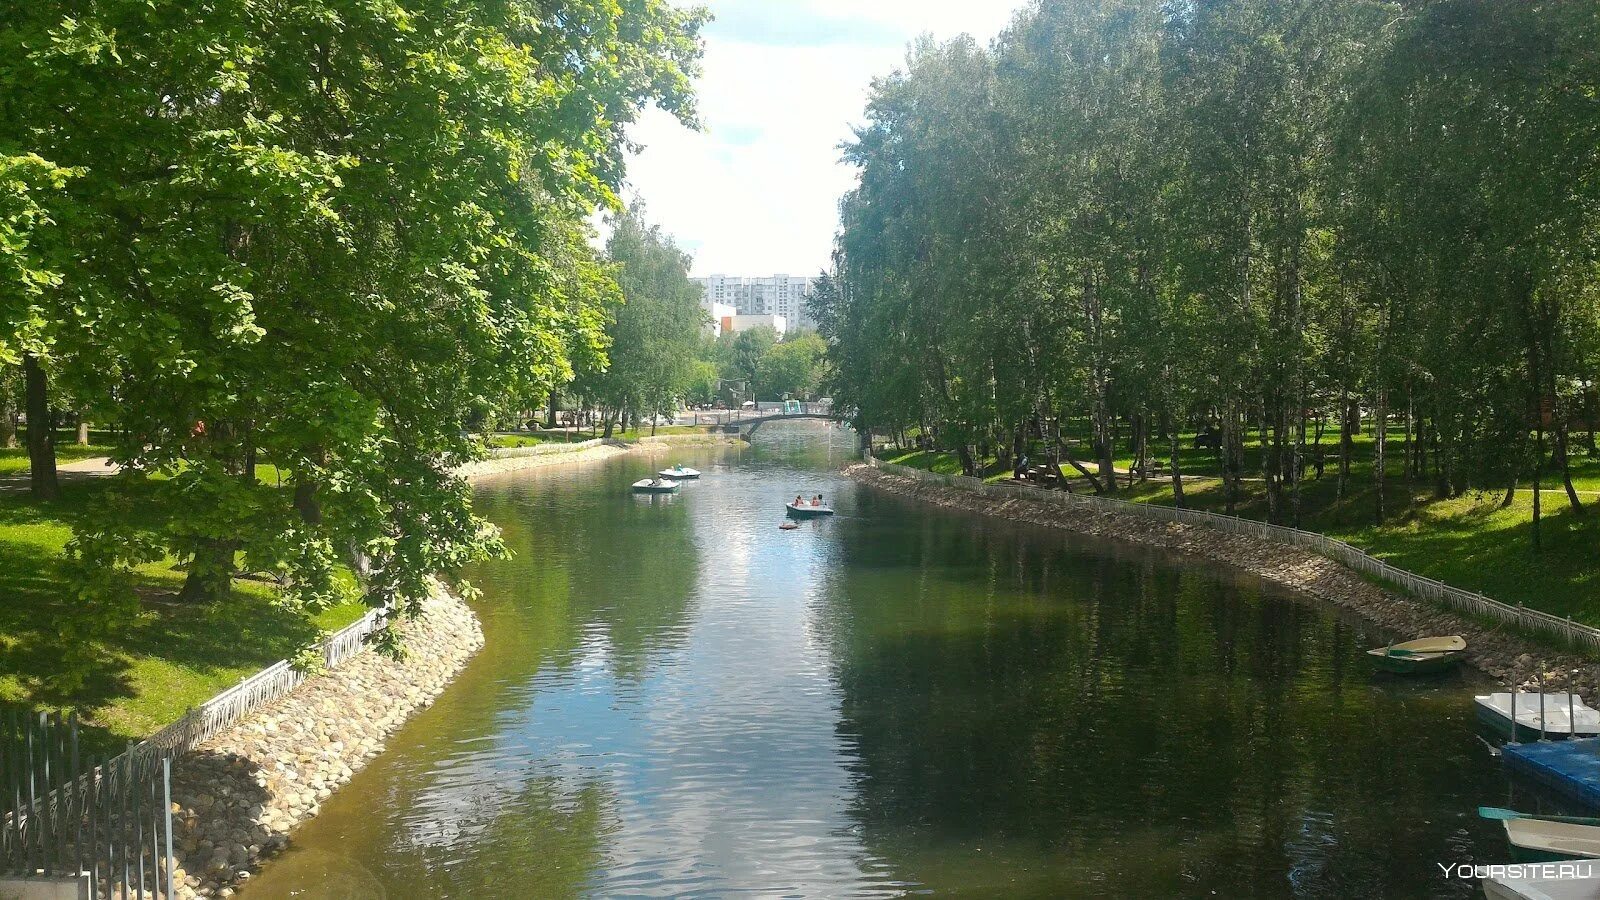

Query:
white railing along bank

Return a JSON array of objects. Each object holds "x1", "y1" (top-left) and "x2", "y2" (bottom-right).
[
  {"x1": 865, "y1": 455, "x2": 1600, "y2": 655},
  {"x1": 120, "y1": 605, "x2": 389, "y2": 778}
]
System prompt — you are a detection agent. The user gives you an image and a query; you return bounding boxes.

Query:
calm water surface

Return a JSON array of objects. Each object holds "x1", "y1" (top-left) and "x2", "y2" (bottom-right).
[{"x1": 243, "y1": 425, "x2": 1541, "y2": 898}]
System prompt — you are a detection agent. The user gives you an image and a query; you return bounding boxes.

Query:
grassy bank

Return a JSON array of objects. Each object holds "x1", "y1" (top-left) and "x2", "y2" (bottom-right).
[
  {"x1": 875, "y1": 433, "x2": 1600, "y2": 627},
  {"x1": 0, "y1": 476, "x2": 365, "y2": 753}
]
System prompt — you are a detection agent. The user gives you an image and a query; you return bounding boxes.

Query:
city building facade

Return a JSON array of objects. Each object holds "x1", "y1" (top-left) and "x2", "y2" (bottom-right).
[{"x1": 694, "y1": 275, "x2": 816, "y2": 332}]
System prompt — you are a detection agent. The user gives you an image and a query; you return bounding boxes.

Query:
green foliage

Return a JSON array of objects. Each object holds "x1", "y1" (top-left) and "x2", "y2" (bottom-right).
[
  {"x1": 573, "y1": 208, "x2": 707, "y2": 430},
  {"x1": 724, "y1": 326, "x2": 778, "y2": 387},
  {"x1": 0, "y1": 0, "x2": 708, "y2": 683},
  {"x1": 755, "y1": 332, "x2": 826, "y2": 401},
  {"x1": 829, "y1": 0, "x2": 1600, "y2": 560}
]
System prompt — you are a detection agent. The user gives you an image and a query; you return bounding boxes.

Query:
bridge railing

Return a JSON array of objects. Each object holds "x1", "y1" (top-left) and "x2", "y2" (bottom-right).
[{"x1": 864, "y1": 455, "x2": 1600, "y2": 654}]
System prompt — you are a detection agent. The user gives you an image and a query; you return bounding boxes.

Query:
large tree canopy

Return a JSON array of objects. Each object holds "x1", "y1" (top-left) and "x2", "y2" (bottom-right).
[
  {"x1": 827, "y1": 0, "x2": 1600, "y2": 550},
  {"x1": 0, "y1": 0, "x2": 707, "y2": 673}
]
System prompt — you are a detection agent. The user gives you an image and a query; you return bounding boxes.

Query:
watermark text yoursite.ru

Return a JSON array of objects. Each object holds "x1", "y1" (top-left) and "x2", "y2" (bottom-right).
[{"x1": 1440, "y1": 862, "x2": 1598, "y2": 881}]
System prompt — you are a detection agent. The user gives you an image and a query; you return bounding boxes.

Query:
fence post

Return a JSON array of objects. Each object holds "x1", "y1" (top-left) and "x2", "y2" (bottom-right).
[{"x1": 163, "y1": 757, "x2": 174, "y2": 900}]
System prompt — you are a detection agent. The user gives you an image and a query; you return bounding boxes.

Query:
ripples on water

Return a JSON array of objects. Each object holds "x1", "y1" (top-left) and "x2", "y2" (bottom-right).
[{"x1": 242, "y1": 426, "x2": 1539, "y2": 899}]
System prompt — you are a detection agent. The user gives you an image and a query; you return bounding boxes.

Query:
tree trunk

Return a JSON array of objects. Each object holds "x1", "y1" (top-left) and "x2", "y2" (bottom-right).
[
  {"x1": 1554, "y1": 419, "x2": 1583, "y2": 514},
  {"x1": 1532, "y1": 423, "x2": 1544, "y2": 552},
  {"x1": 23, "y1": 353, "x2": 59, "y2": 500},
  {"x1": 1055, "y1": 434, "x2": 1104, "y2": 494},
  {"x1": 1084, "y1": 273, "x2": 1116, "y2": 495},
  {"x1": 1337, "y1": 392, "x2": 1353, "y2": 502},
  {"x1": 1221, "y1": 409, "x2": 1240, "y2": 516},
  {"x1": 1291, "y1": 405, "x2": 1305, "y2": 528},
  {"x1": 1373, "y1": 389, "x2": 1387, "y2": 525},
  {"x1": 178, "y1": 539, "x2": 237, "y2": 604},
  {"x1": 293, "y1": 446, "x2": 326, "y2": 526},
  {"x1": 1169, "y1": 429, "x2": 1185, "y2": 509},
  {"x1": 955, "y1": 441, "x2": 977, "y2": 478},
  {"x1": 77, "y1": 418, "x2": 89, "y2": 445},
  {"x1": 0, "y1": 389, "x2": 15, "y2": 449}
]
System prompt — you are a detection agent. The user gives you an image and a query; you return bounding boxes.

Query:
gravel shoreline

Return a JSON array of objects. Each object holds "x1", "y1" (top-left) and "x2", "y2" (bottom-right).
[
  {"x1": 168, "y1": 586, "x2": 483, "y2": 898},
  {"x1": 848, "y1": 463, "x2": 1600, "y2": 697}
]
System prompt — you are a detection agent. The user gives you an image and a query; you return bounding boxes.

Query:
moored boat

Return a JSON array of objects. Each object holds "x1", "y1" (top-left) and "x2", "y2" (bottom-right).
[
  {"x1": 1480, "y1": 807, "x2": 1600, "y2": 828},
  {"x1": 1476, "y1": 692, "x2": 1600, "y2": 741},
  {"x1": 659, "y1": 465, "x2": 701, "y2": 479},
  {"x1": 785, "y1": 501, "x2": 835, "y2": 517},
  {"x1": 633, "y1": 478, "x2": 680, "y2": 494},
  {"x1": 1365, "y1": 635, "x2": 1467, "y2": 674},
  {"x1": 1501, "y1": 817, "x2": 1600, "y2": 863}
]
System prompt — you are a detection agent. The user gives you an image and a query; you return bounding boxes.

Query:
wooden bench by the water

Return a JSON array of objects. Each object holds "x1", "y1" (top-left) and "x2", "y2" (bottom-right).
[{"x1": 1503, "y1": 739, "x2": 1600, "y2": 809}]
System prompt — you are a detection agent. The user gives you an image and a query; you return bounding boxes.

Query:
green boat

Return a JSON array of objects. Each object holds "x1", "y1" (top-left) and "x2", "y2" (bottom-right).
[{"x1": 1365, "y1": 635, "x2": 1466, "y2": 674}]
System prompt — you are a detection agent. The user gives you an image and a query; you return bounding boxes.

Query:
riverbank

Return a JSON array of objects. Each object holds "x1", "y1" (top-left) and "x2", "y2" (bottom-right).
[
  {"x1": 164, "y1": 436, "x2": 743, "y2": 897},
  {"x1": 848, "y1": 462, "x2": 1600, "y2": 697},
  {"x1": 457, "y1": 433, "x2": 743, "y2": 480},
  {"x1": 167, "y1": 585, "x2": 482, "y2": 898},
  {"x1": 877, "y1": 439, "x2": 1600, "y2": 625}
]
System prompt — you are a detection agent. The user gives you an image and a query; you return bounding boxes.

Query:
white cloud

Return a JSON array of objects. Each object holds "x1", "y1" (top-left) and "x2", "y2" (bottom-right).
[{"x1": 620, "y1": 0, "x2": 1028, "y2": 277}]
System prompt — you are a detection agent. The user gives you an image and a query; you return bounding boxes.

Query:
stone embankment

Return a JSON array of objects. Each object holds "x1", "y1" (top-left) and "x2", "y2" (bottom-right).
[
  {"x1": 849, "y1": 463, "x2": 1600, "y2": 697},
  {"x1": 167, "y1": 588, "x2": 483, "y2": 898}
]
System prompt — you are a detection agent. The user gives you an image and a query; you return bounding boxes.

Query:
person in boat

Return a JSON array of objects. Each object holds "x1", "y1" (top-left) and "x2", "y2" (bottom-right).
[
  {"x1": 794, "y1": 495, "x2": 805, "y2": 507},
  {"x1": 812, "y1": 494, "x2": 824, "y2": 507}
]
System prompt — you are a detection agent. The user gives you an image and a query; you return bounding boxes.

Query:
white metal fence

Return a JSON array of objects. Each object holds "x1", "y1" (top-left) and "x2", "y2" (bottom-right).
[
  {"x1": 866, "y1": 456, "x2": 1600, "y2": 654},
  {"x1": 120, "y1": 606, "x2": 388, "y2": 778}
]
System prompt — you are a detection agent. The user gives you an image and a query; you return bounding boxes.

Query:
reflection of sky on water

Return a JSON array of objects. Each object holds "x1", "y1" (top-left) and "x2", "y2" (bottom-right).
[{"x1": 402, "y1": 425, "x2": 902, "y2": 896}]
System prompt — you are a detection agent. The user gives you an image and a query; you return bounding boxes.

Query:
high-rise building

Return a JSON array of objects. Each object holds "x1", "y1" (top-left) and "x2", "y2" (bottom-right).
[{"x1": 694, "y1": 275, "x2": 816, "y2": 332}]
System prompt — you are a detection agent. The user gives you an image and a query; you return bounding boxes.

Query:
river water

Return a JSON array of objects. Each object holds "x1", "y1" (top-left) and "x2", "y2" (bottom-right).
[{"x1": 243, "y1": 424, "x2": 1539, "y2": 898}]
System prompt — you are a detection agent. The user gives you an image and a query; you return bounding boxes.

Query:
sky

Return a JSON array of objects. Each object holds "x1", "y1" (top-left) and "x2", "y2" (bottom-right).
[{"x1": 619, "y1": 0, "x2": 1027, "y2": 278}]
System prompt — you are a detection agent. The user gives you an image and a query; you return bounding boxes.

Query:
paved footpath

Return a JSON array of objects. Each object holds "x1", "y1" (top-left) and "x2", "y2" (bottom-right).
[{"x1": 0, "y1": 455, "x2": 120, "y2": 495}]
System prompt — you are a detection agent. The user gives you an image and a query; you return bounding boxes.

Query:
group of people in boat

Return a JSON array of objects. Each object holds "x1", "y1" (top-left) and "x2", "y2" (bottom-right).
[{"x1": 793, "y1": 494, "x2": 826, "y2": 508}]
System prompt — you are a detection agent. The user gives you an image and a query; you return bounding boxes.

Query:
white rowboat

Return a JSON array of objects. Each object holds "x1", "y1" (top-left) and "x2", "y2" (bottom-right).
[
  {"x1": 659, "y1": 466, "x2": 701, "y2": 479},
  {"x1": 632, "y1": 478, "x2": 680, "y2": 494},
  {"x1": 1475, "y1": 692, "x2": 1600, "y2": 741}
]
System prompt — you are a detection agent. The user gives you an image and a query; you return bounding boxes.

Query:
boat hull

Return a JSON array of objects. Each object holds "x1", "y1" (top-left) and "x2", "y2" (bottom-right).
[
  {"x1": 1508, "y1": 843, "x2": 1591, "y2": 864},
  {"x1": 1504, "y1": 818, "x2": 1600, "y2": 863},
  {"x1": 785, "y1": 503, "x2": 835, "y2": 518},
  {"x1": 1366, "y1": 648, "x2": 1465, "y2": 674},
  {"x1": 660, "y1": 469, "x2": 700, "y2": 479},
  {"x1": 1476, "y1": 694, "x2": 1600, "y2": 742}
]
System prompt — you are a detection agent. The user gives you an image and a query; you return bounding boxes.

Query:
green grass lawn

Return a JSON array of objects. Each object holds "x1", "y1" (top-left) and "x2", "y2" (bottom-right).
[
  {"x1": 490, "y1": 433, "x2": 552, "y2": 449},
  {"x1": 0, "y1": 479, "x2": 365, "y2": 754}
]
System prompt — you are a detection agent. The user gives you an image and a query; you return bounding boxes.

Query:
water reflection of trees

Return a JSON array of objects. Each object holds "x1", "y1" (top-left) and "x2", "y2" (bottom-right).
[
  {"x1": 816, "y1": 493, "x2": 1490, "y2": 897},
  {"x1": 470, "y1": 466, "x2": 701, "y2": 681}
]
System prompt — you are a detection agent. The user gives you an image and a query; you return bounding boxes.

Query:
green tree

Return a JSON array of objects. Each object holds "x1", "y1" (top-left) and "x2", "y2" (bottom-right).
[
  {"x1": 1, "y1": 0, "x2": 707, "y2": 644},
  {"x1": 722, "y1": 325, "x2": 778, "y2": 390},
  {"x1": 576, "y1": 209, "x2": 706, "y2": 436},
  {"x1": 756, "y1": 332, "x2": 827, "y2": 401}
]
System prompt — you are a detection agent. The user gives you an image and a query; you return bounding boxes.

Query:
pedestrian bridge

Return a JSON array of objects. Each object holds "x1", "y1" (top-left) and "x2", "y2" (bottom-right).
[{"x1": 723, "y1": 412, "x2": 848, "y2": 435}]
